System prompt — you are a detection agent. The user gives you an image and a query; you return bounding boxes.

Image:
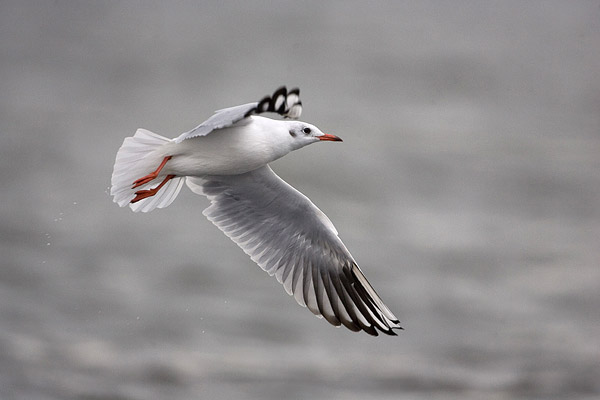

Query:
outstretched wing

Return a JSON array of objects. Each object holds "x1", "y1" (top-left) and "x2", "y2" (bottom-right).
[
  {"x1": 186, "y1": 165, "x2": 402, "y2": 336},
  {"x1": 175, "y1": 86, "x2": 302, "y2": 143}
]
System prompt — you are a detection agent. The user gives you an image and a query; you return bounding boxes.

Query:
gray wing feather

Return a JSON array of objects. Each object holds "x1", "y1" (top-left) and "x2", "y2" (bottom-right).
[
  {"x1": 174, "y1": 103, "x2": 257, "y2": 143},
  {"x1": 186, "y1": 165, "x2": 402, "y2": 336},
  {"x1": 175, "y1": 87, "x2": 303, "y2": 144}
]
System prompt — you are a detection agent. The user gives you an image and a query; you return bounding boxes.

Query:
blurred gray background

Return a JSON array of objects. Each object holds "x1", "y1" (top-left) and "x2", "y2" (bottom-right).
[{"x1": 1, "y1": 1, "x2": 599, "y2": 399}]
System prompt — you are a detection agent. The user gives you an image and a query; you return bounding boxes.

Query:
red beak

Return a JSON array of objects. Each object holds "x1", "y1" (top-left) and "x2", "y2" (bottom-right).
[{"x1": 318, "y1": 134, "x2": 343, "y2": 142}]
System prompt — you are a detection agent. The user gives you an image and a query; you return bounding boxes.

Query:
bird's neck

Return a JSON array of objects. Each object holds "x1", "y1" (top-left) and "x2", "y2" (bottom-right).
[{"x1": 249, "y1": 116, "x2": 295, "y2": 160}]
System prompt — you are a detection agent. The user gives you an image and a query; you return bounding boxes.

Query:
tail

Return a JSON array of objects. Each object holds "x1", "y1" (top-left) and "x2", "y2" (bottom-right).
[{"x1": 110, "y1": 129, "x2": 185, "y2": 212}]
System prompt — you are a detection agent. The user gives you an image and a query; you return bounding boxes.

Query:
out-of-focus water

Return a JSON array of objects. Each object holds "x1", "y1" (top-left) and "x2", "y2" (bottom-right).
[{"x1": 1, "y1": 1, "x2": 599, "y2": 399}]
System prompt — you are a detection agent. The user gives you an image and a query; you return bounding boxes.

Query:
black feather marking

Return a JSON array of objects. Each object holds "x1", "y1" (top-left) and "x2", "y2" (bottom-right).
[
  {"x1": 245, "y1": 86, "x2": 303, "y2": 119},
  {"x1": 328, "y1": 267, "x2": 362, "y2": 332},
  {"x1": 270, "y1": 87, "x2": 287, "y2": 112},
  {"x1": 343, "y1": 266, "x2": 398, "y2": 336},
  {"x1": 349, "y1": 265, "x2": 401, "y2": 332},
  {"x1": 339, "y1": 269, "x2": 380, "y2": 336}
]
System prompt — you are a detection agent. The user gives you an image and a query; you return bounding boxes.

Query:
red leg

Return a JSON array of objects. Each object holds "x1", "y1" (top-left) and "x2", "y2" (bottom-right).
[
  {"x1": 131, "y1": 174, "x2": 176, "y2": 203},
  {"x1": 132, "y1": 156, "x2": 172, "y2": 189}
]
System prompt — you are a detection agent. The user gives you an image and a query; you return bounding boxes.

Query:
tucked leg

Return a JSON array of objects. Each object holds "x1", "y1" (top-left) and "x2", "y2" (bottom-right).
[
  {"x1": 132, "y1": 156, "x2": 172, "y2": 189},
  {"x1": 131, "y1": 174, "x2": 176, "y2": 203}
]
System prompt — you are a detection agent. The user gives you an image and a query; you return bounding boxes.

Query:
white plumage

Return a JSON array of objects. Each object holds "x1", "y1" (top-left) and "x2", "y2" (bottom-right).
[{"x1": 110, "y1": 87, "x2": 402, "y2": 335}]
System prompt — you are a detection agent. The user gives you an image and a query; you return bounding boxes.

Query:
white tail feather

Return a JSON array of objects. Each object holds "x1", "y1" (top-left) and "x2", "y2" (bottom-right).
[{"x1": 110, "y1": 129, "x2": 185, "y2": 212}]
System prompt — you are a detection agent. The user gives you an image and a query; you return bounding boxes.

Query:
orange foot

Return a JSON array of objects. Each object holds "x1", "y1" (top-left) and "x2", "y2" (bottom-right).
[
  {"x1": 131, "y1": 174, "x2": 175, "y2": 203},
  {"x1": 132, "y1": 156, "x2": 172, "y2": 189}
]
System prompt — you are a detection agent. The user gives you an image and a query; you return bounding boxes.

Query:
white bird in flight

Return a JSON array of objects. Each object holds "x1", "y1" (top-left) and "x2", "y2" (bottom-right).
[{"x1": 111, "y1": 87, "x2": 402, "y2": 336}]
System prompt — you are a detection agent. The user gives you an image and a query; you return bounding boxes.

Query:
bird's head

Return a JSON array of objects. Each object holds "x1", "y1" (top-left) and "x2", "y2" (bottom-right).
[{"x1": 285, "y1": 121, "x2": 342, "y2": 151}]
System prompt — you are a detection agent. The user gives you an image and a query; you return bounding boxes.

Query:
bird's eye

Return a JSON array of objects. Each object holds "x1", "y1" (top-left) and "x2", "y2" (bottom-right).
[{"x1": 302, "y1": 127, "x2": 311, "y2": 134}]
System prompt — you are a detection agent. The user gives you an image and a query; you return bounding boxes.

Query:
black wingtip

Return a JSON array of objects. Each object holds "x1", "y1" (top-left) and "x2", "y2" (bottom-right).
[
  {"x1": 380, "y1": 325, "x2": 403, "y2": 336},
  {"x1": 250, "y1": 86, "x2": 302, "y2": 119}
]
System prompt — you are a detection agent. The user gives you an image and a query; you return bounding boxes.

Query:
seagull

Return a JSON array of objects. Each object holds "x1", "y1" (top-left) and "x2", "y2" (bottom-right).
[{"x1": 111, "y1": 87, "x2": 402, "y2": 336}]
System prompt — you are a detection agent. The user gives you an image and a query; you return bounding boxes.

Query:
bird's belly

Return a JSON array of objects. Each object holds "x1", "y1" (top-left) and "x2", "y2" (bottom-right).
[{"x1": 163, "y1": 132, "x2": 273, "y2": 176}]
